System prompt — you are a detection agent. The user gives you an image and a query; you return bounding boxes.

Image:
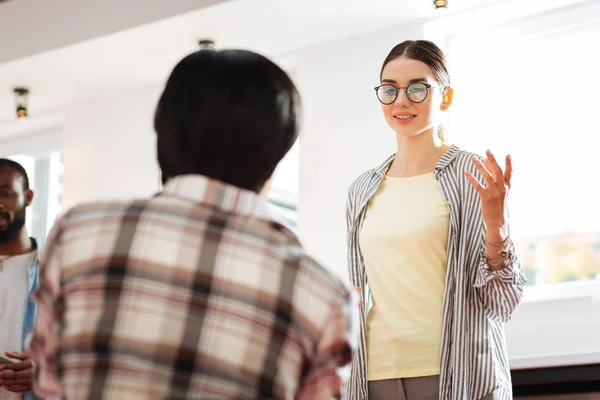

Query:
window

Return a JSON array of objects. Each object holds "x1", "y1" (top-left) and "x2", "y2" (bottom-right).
[{"x1": 446, "y1": 7, "x2": 600, "y2": 287}]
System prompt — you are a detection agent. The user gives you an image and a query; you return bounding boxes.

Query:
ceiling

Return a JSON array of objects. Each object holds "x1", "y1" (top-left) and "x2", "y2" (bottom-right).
[
  {"x1": 0, "y1": 0, "x2": 229, "y2": 64},
  {"x1": 0, "y1": 0, "x2": 516, "y2": 127}
]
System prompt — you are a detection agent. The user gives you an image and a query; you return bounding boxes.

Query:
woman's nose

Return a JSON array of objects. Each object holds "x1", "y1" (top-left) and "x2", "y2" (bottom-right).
[{"x1": 394, "y1": 90, "x2": 411, "y2": 107}]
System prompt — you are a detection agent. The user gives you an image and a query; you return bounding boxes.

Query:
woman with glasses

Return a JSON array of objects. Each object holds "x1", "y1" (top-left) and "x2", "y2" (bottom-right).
[{"x1": 345, "y1": 40, "x2": 526, "y2": 400}]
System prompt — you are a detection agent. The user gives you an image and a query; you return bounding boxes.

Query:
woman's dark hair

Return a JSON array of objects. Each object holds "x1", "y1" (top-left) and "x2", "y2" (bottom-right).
[
  {"x1": 154, "y1": 49, "x2": 301, "y2": 192},
  {"x1": 380, "y1": 40, "x2": 450, "y2": 141}
]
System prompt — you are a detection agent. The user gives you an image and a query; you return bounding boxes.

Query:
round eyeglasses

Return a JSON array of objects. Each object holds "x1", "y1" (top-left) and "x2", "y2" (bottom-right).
[{"x1": 374, "y1": 83, "x2": 439, "y2": 105}]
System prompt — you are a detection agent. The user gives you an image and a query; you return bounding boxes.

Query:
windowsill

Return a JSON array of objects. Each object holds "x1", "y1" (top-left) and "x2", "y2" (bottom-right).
[
  {"x1": 521, "y1": 280, "x2": 600, "y2": 304},
  {"x1": 510, "y1": 351, "x2": 600, "y2": 370}
]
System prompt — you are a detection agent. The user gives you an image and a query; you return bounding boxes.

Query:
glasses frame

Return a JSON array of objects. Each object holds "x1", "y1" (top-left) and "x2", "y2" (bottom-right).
[{"x1": 374, "y1": 83, "x2": 443, "y2": 105}]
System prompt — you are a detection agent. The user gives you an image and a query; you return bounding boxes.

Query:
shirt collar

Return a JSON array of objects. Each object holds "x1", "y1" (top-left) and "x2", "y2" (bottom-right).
[{"x1": 159, "y1": 175, "x2": 289, "y2": 226}]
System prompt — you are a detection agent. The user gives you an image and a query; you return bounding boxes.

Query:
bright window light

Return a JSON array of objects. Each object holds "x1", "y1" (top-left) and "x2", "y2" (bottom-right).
[{"x1": 447, "y1": 21, "x2": 600, "y2": 286}]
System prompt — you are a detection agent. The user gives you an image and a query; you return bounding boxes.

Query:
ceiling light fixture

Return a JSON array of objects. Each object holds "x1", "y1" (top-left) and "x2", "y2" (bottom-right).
[
  {"x1": 433, "y1": 0, "x2": 448, "y2": 15},
  {"x1": 198, "y1": 39, "x2": 216, "y2": 50},
  {"x1": 13, "y1": 87, "x2": 29, "y2": 119}
]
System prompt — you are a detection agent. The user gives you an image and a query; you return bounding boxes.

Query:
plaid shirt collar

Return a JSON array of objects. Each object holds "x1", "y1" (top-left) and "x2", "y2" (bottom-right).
[{"x1": 160, "y1": 175, "x2": 288, "y2": 226}]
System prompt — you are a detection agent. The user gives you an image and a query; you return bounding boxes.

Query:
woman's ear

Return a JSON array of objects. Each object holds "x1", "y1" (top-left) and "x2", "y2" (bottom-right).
[{"x1": 440, "y1": 87, "x2": 454, "y2": 111}]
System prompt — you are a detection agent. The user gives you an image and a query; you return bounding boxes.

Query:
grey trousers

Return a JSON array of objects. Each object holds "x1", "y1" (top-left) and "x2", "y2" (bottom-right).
[{"x1": 368, "y1": 376, "x2": 496, "y2": 400}]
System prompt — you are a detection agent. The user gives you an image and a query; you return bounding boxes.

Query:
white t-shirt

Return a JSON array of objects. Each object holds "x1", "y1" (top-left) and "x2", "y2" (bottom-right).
[{"x1": 0, "y1": 250, "x2": 37, "y2": 400}]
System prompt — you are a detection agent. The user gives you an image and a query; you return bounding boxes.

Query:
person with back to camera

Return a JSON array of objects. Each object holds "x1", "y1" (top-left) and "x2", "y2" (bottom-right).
[
  {"x1": 345, "y1": 40, "x2": 526, "y2": 400},
  {"x1": 27, "y1": 47, "x2": 356, "y2": 400}
]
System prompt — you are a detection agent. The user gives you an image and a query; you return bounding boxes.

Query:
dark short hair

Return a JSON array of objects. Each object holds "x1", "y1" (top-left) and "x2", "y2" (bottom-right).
[
  {"x1": 0, "y1": 158, "x2": 30, "y2": 191},
  {"x1": 154, "y1": 49, "x2": 301, "y2": 192}
]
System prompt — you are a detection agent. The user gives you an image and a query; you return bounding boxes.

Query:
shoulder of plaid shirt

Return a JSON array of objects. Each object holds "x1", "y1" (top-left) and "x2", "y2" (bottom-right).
[{"x1": 26, "y1": 174, "x2": 359, "y2": 400}]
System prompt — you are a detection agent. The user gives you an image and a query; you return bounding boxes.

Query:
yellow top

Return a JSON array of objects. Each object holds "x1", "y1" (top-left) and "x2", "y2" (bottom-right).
[{"x1": 359, "y1": 172, "x2": 449, "y2": 381}]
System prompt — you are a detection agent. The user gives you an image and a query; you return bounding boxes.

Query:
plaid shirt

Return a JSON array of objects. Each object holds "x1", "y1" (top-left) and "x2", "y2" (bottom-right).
[{"x1": 28, "y1": 175, "x2": 355, "y2": 399}]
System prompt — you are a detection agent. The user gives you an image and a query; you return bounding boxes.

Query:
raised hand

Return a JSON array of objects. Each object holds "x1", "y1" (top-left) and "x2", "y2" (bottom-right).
[{"x1": 465, "y1": 149, "x2": 512, "y2": 229}]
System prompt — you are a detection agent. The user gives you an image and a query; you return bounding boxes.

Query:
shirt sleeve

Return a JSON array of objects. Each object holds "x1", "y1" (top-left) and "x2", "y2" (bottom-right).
[
  {"x1": 297, "y1": 290, "x2": 358, "y2": 400},
  {"x1": 473, "y1": 239, "x2": 528, "y2": 323},
  {"x1": 27, "y1": 220, "x2": 64, "y2": 399}
]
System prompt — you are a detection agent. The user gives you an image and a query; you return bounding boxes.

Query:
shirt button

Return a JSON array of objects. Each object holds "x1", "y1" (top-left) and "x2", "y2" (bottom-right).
[{"x1": 25, "y1": 326, "x2": 29, "y2": 331}]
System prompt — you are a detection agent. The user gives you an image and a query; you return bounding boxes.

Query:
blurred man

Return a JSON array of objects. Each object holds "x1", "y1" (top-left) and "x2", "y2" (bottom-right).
[
  {"x1": 0, "y1": 159, "x2": 43, "y2": 400},
  {"x1": 29, "y1": 49, "x2": 355, "y2": 399}
]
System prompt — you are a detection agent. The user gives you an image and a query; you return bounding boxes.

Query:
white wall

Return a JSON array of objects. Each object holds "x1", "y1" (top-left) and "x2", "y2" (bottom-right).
[
  {"x1": 61, "y1": 83, "x2": 162, "y2": 209},
  {"x1": 294, "y1": 20, "x2": 427, "y2": 275},
  {"x1": 506, "y1": 295, "x2": 600, "y2": 369}
]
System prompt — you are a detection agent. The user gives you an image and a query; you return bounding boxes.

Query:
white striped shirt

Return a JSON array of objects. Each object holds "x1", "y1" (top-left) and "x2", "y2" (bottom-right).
[{"x1": 345, "y1": 145, "x2": 527, "y2": 400}]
